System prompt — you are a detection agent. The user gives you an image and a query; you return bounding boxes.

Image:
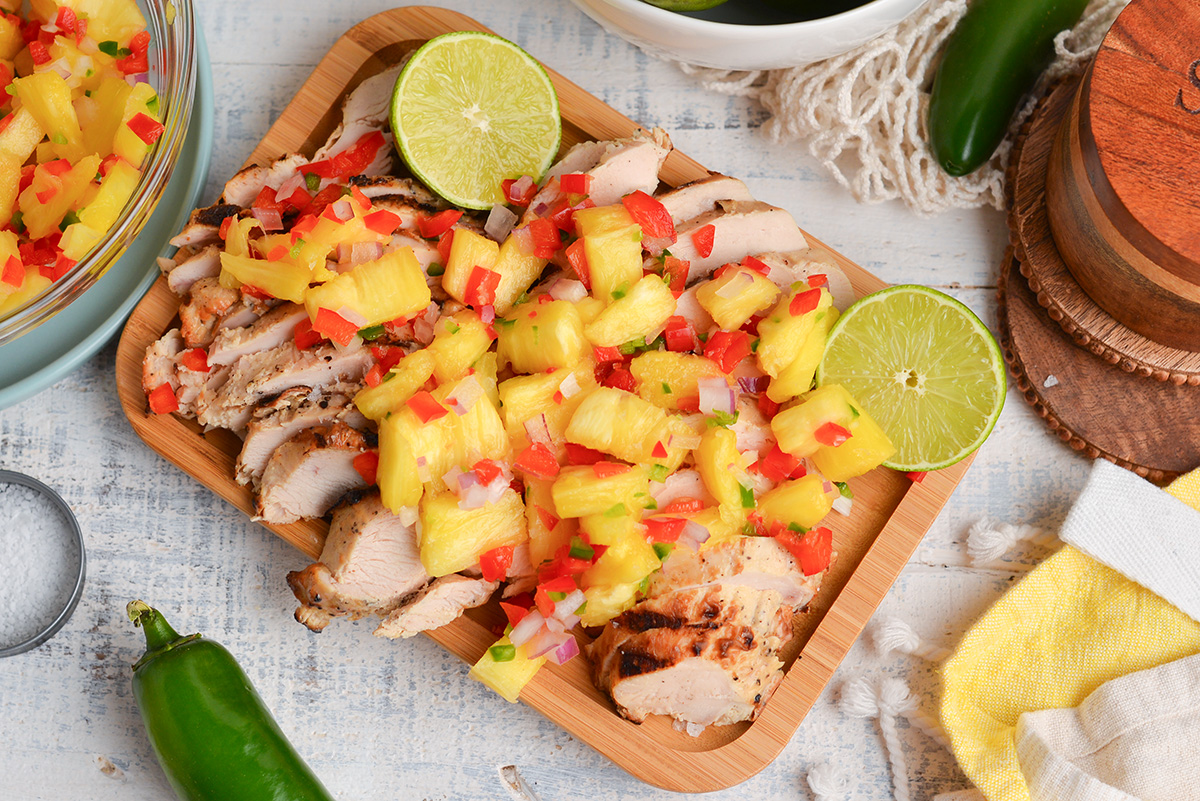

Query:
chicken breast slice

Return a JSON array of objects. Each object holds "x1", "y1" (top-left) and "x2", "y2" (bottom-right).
[
  {"x1": 373, "y1": 574, "x2": 498, "y2": 639},
  {"x1": 752, "y1": 249, "x2": 856, "y2": 311},
  {"x1": 255, "y1": 423, "x2": 369, "y2": 524},
  {"x1": 208, "y1": 303, "x2": 309, "y2": 368},
  {"x1": 168, "y1": 203, "x2": 241, "y2": 248},
  {"x1": 670, "y1": 201, "x2": 808, "y2": 284},
  {"x1": 655, "y1": 173, "x2": 755, "y2": 226},
  {"x1": 142, "y1": 328, "x2": 183, "y2": 397},
  {"x1": 164, "y1": 244, "x2": 221, "y2": 297},
  {"x1": 219, "y1": 154, "x2": 308, "y2": 207},
  {"x1": 649, "y1": 536, "x2": 822, "y2": 610}
]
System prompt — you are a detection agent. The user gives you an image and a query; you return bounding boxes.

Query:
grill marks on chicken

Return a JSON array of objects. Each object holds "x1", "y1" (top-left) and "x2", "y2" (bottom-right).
[
  {"x1": 256, "y1": 423, "x2": 370, "y2": 524},
  {"x1": 236, "y1": 385, "x2": 366, "y2": 486}
]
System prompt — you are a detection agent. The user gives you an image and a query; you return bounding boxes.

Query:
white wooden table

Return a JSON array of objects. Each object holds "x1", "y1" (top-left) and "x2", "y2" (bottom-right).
[{"x1": 0, "y1": 2, "x2": 1096, "y2": 798}]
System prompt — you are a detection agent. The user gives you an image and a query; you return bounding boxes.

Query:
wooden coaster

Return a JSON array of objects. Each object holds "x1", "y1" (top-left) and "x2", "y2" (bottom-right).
[
  {"x1": 997, "y1": 246, "x2": 1200, "y2": 484},
  {"x1": 1006, "y1": 75, "x2": 1200, "y2": 384}
]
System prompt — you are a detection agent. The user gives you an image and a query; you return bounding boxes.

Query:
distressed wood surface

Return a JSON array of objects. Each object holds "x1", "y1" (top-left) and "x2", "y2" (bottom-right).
[{"x1": 0, "y1": 1, "x2": 1096, "y2": 799}]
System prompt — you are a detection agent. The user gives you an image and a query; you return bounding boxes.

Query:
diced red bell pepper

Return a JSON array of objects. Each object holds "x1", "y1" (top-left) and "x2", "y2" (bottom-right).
[
  {"x1": 436, "y1": 229, "x2": 454, "y2": 266},
  {"x1": 417, "y1": 209, "x2": 463, "y2": 239},
  {"x1": 179, "y1": 348, "x2": 210, "y2": 373},
  {"x1": 300, "y1": 184, "x2": 345, "y2": 219},
  {"x1": 621, "y1": 190, "x2": 676, "y2": 240},
  {"x1": 265, "y1": 245, "x2": 288, "y2": 262},
  {"x1": 350, "y1": 185, "x2": 372, "y2": 209},
  {"x1": 514, "y1": 442, "x2": 560, "y2": 479},
  {"x1": 565, "y1": 443, "x2": 606, "y2": 465},
  {"x1": 218, "y1": 215, "x2": 236, "y2": 241},
  {"x1": 127, "y1": 113, "x2": 165, "y2": 145},
  {"x1": 293, "y1": 318, "x2": 326, "y2": 350},
  {"x1": 691, "y1": 223, "x2": 716, "y2": 259},
  {"x1": 311, "y1": 307, "x2": 360, "y2": 347},
  {"x1": 807, "y1": 273, "x2": 828, "y2": 287},
  {"x1": 676, "y1": 395, "x2": 700, "y2": 413},
  {"x1": 116, "y1": 30, "x2": 150, "y2": 74},
  {"x1": 751, "y1": 443, "x2": 805, "y2": 482},
  {"x1": 703, "y1": 330, "x2": 752, "y2": 374},
  {"x1": 407, "y1": 390, "x2": 449, "y2": 423},
  {"x1": 502, "y1": 176, "x2": 537, "y2": 207},
  {"x1": 352, "y1": 451, "x2": 379, "y2": 485},
  {"x1": 302, "y1": 131, "x2": 385, "y2": 180},
  {"x1": 644, "y1": 517, "x2": 686, "y2": 543},
  {"x1": 147, "y1": 383, "x2": 178, "y2": 415},
  {"x1": 28, "y1": 40, "x2": 50, "y2": 66},
  {"x1": 592, "y1": 345, "x2": 623, "y2": 364},
  {"x1": 814, "y1": 422, "x2": 852, "y2": 447},
  {"x1": 651, "y1": 441, "x2": 668, "y2": 459},
  {"x1": 534, "y1": 586, "x2": 556, "y2": 618},
  {"x1": 662, "y1": 316, "x2": 694, "y2": 353},
  {"x1": 241, "y1": 284, "x2": 271, "y2": 301},
  {"x1": 55, "y1": 7, "x2": 77, "y2": 36},
  {"x1": 19, "y1": 234, "x2": 59, "y2": 267},
  {"x1": 534, "y1": 504, "x2": 560, "y2": 531},
  {"x1": 363, "y1": 209, "x2": 402, "y2": 236},
  {"x1": 660, "y1": 497, "x2": 707, "y2": 515},
  {"x1": 661, "y1": 255, "x2": 689, "y2": 297},
  {"x1": 249, "y1": 186, "x2": 284, "y2": 215},
  {"x1": 907, "y1": 471, "x2": 927, "y2": 483},
  {"x1": 39, "y1": 253, "x2": 75, "y2": 282},
  {"x1": 776, "y1": 526, "x2": 833, "y2": 576},
  {"x1": 742, "y1": 255, "x2": 770, "y2": 276},
  {"x1": 541, "y1": 575, "x2": 581, "y2": 595},
  {"x1": 598, "y1": 364, "x2": 636, "y2": 392},
  {"x1": 757, "y1": 394, "x2": 780, "y2": 419},
  {"x1": 480, "y1": 545, "x2": 515, "y2": 582},
  {"x1": 548, "y1": 196, "x2": 590, "y2": 235},
  {"x1": 473, "y1": 459, "x2": 503, "y2": 485},
  {"x1": 465, "y1": 266, "x2": 500, "y2": 308},
  {"x1": 499, "y1": 600, "x2": 531, "y2": 629},
  {"x1": 559, "y1": 173, "x2": 591, "y2": 195},
  {"x1": 527, "y1": 218, "x2": 559, "y2": 259},
  {"x1": 565, "y1": 238, "x2": 590, "y2": 289},
  {"x1": 592, "y1": 462, "x2": 630, "y2": 478},
  {"x1": 370, "y1": 345, "x2": 406, "y2": 372},
  {"x1": 790, "y1": 288, "x2": 823, "y2": 316},
  {"x1": 280, "y1": 186, "x2": 311, "y2": 211},
  {"x1": 363, "y1": 363, "x2": 385, "y2": 388},
  {"x1": 1, "y1": 255, "x2": 21, "y2": 287}
]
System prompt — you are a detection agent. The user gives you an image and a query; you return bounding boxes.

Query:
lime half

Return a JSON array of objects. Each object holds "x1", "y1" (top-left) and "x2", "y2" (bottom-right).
[
  {"x1": 390, "y1": 31, "x2": 561, "y2": 210},
  {"x1": 816, "y1": 285, "x2": 1006, "y2": 471}
]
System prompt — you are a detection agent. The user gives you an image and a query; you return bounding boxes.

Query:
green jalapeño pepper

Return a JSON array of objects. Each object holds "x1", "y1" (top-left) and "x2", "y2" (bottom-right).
[
  {"x1": 927, "y1": 0, "x2": 1090, "y2": 176},
  {"x1": 127, "y1": 601, "x2": 337, "y2": 801}
]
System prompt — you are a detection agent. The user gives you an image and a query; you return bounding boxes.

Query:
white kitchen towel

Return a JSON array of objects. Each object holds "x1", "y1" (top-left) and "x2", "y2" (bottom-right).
[
  {"x1": 1015, "y1": 653, "x2": 1200, "y2": 801},
  {"x1": 1059, "y1": 458, "x2": 1200, "y2": 623}
]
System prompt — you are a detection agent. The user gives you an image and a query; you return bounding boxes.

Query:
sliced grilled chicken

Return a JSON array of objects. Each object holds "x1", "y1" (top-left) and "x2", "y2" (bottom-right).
[
  {"x1": 177, "y1": 277, "x2": 271, "y2": 349},
  {"x1": 374, "y1": 574, "x2": 498, "y2": 639},
  {"x1": 349, "y1": 175, "x2": 440, "y2": 204},
  {"x1": 219, "y1": 154, "x2": 308, "y2": 207},
  {"x1": 752, "y1": 250, "x2": 855, "y2": 311},
  {"x1": 310, "y1": 64, "x2": 402, "y2": 179},
  {"x1": 672, "y1": 284, "x2": 715, "y2": 334},
  {"x1": 255, "y1": 423, "x2": 369, "y2": 524},
  {"x1": 168, "y1": 203, "x2": 242, "y2": 248},
  {"x1": 649, "y1": 468, "x2": 717, "y2": 509},
  {"x1": 542, "y1": 140, "x2": 607, "y2": 183},
  {"x1": 287, "y1": 492, "x2": 429, "y2": 632},
  {"x1": 670, "y1": 201, "x2": 808, "y2": 284},
  {"x1": 236, "y1": 384, "x2": 366, "y2": 486},
  {"x1": 208, "y1": 303, "x2": 308, "y2": 368},
  {"x1": 164, "y1": 244, "x2": 221, "y2": 296},
  {"x1": 369, "y1": 195, "x2": 441, "y2": 233},
  {"x1": 649, "y1": 537, "x2": 821, "y2": 609},
  {"x1": 142, "y1": 328, "x2": 183, "y2": 398},
  {"x1": 589, "y1": 584, "x2": 792, "y2": 727},
  {"x1": 656, "y1": 173, "x2": 754, "y2": 226}
]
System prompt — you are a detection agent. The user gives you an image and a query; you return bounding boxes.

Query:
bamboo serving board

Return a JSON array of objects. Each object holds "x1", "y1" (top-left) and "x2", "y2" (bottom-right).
[{"x1": 114, "y1": 7, "x2": 973, "y2": 791}]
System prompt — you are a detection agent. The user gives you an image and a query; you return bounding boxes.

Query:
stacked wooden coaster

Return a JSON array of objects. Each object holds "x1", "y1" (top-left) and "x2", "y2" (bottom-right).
[{"x1": 1001, "y1": 0, "x2": 1200, "y2": 483}]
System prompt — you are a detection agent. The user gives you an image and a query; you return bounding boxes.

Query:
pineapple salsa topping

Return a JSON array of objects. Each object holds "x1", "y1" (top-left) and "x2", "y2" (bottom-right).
[
  {"x1": 0, "y1": 0, "x2": 166, "y2": 318},
  {"x1": 146, "y1": 155, "x2": 898, "y2": 703}
]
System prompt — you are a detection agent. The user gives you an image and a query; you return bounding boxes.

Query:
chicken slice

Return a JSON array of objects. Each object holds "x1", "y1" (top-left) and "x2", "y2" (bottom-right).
[
  {"x1": 208, "y1": 303, "x2": 309, "y2": 368},
  {"x1": 164, "y1": 244, "x2": 221, "y2": 296},
  {"x1": 349, "y1": 175, "x2": 440, "y2": 205},
  {"x1": 142, "y1": 328, "x2": 183, "y2": 397},
  {"x1": 373, "y1": 574, "x2": 498, "y2": 639},
  {"x1": 669, "y1": 201, "x2": 808, "y2": 284},
  {"x1": 178, "y1": 277, "x2": 265, "y2": 349},
  {"x1": 168, "y1": 203, "x2": 241, "y2": 248},
  {"x1": 752, "y1": 250, "x2": 855, "y2": 311},
  {"x1": 287, "y1": 492, "x2": 429, "y2": 632},
  {"x1": 236, "y1": 384, "x2": 367, "y2": 486},
  {"x1": 310, "y1": 64, "x2": 402, "y2": 180},
  {"x1": 656, "y1": 173, "x2": 755, "y2": 226},
  {"x1": 219, "y1": 154, "x2": 308, "y2": 207},
  {"x1": 649, "y1": 536, "x2": 821, "y2": 609},
  {"x1": 255, "y1": 423, "x2": 369, "y2": 524}
]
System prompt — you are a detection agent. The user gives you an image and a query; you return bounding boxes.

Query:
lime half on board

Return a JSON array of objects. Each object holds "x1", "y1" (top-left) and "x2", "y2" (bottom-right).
[
  {"x1": 390, "y1": 31, "x2": 562, "y2": 210},
  {"x1": 815, "y1": 285, "x2": 1006, "y2": 472}
]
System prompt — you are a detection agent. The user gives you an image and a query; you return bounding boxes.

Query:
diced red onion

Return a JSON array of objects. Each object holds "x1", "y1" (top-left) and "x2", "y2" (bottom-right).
[
  {"x1": 458, "y1": 482, "x2": 490, "y2": 510},
  {"x1": 641, "y1": 234, "x2": 673, "y2": 257},
  {"x1": 457, "y1": 470, "x2": 478, "y2": 492},
  {"x1": 331, "y1": 335, "x2": 363, "y2": 354},
  {"x1": 678, "y1": 520, "x2": 711, "y2": 552},
  {"x1": 823, "y1": 480, "x2": 834, "y2": 494},
  {"x1": 250, "y1": 207, "x2": 283, "y2": 232},
  {"x1": 125, "y1": 72, "x2": 149, "y2": 86},
  {"x1": 485, "y1": 477, "x2": 509, "y2": 504},
  {"x1": 508, "y1": 610, "x2": 545, "y2": 647},
  {"x1": 443, "y1": 466, "x2": 465, "y2": 491},
  {"x1": 698, "y1": 377, "x2": 736, "y2": 416},
  {"x1": 715, "y1": 270, "x2": 754, "y2": 299},
  {"x1": 643, "y1": 321, "x2": 666, "y2": 345},
  {"x1": 531, "y1": 202, "x2": 549, "y2": 217},
  {"x1": 832, "y1": 495, "x2": 853, "y2": 516},
  {"x1": 509, "y1": 174, "x2": 535, "y2": 201},
  {"x1": 546, "y1": 635, "x2": 580, "y2": 666},
  {"x1": 737, "y1": 374, "x2": 771, "y2": 394},
  {"x1": 397, "y1": 506, "x2": 419, "y2": 527},
  {"x1": 558, "y1": 372, "x2": 582, "y2": 399},
  {"x1": 350, "y1": 241, "x2": 383, "y2": 265},
  {"x1": 485, "y1": 204, "x2": 519, "y2": 241},
  {"x1": 275, "y1": 171, "x2": 304, "y2": 199},
  {"x1": 552, "y1": 590, "x2": 585, "y2": 623},
  {"x1": 547, "y1": 278, "x2": 588, "y2": 303},
  {"x1": 510, "y1": 224, "x2": 534, "y2": 256},
  {"x1": 423, "y1": 302, "x2": 442, "y2": 325},
  {"x1": 446, "y1": 375, "x2": 483, "y2": 416},
  {"x1": 333, "y1": 305, "x2": 369, "y2": 328},
  {"x1": 480, "y1": 305, "x2": 495, "y2": 324},
  {"x1": 412, "y1": 316, "x2": 435, "y2": 344},
  {"x1": 524, "y1": 414, "x2": 552, "y2": 446},
  {"x1": 528, "y1": 626, "x2": 571, "y2": 659},
  {"x1": 329, "y1": 199, "x2": 354, "y2": 222}
]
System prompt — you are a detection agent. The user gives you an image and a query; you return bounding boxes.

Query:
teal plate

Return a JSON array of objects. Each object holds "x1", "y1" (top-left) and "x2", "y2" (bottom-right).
[{"x1": 0, "y1": 30, "x2": 215, "y2": 412}]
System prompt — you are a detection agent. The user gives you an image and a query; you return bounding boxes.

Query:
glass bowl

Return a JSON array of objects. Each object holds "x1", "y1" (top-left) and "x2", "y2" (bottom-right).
[{"x1": 0, "y1": 0, "x2": 197, "y2": 347}]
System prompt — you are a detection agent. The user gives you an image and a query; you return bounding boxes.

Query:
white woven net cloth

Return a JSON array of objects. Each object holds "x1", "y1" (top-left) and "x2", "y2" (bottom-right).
[{"x1": 677, "y1": 0, "x2": 1129, "y2": 216}]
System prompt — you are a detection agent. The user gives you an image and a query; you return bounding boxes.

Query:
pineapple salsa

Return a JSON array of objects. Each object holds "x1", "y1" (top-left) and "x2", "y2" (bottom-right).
[
  {"x1": 147, "y1": 152, "x2": 896, "y2": 704},
  {"x1": 0, "y1": 0, "x2": 165, "y2": 317}
]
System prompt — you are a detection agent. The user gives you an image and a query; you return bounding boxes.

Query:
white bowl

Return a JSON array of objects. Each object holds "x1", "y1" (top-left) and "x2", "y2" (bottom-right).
[{"x1": 569, "y1": 0, "x2": 928, "y2": 70}]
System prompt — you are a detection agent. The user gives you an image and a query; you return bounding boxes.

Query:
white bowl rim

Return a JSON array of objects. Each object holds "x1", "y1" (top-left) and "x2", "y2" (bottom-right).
[{"x1": 578, "y1": 0, "x2": 927, "y2": 37}]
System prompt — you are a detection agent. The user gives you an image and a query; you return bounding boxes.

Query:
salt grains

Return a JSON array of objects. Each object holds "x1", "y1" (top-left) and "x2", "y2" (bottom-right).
[{"x1": 0, "y1": 482, "x2": 82, "y2": 650}]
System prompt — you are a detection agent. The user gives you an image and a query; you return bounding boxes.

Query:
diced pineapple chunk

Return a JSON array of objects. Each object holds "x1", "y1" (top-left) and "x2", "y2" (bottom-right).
[
  {"x1": 59, "y1": 223, "x2": 103, "y2": 262},
  {"x1": 811, "y1": 417, "x2": 895, "y2": 484},
  {"x1": 496, "y1": 299, "x2": 588, "y2": 373},
  {"x1": 18, "y1": 154, "x2": 98, "y2": 239},
  {"x1": 581, "y1": 514, "x2": 660, "y2": 587},
  {"x1": 377, "y1": 413, "x2": 422, "y2": 511},
  {"x1": 442, "y1": 228, "x2": 498, "y2": 305},
  {"x1": 574, "y1": 204, "x2": 643, "y2": 303},
  {"x1": 773, "y1": 384, "x2": 895, "y2": 480},
  {"x1": 79, "y1": 78, "x2": 132, "y2": 159},
  {"x1": 418, "y1": 488, "x2": 527, "y2": 577},
  {"x1": 582, "y1": 274, "x2": 676, "y2": 348},
  {"x1": 305, "y1": 247, "x2": 431, "y2": 326},
  {"x1": 579, "y1": 582, "x2": 640, "y2": 627},
  {"x1": 695, "y1": 426, "x2": 750, "y2": 511},
  {"x1": 426, "y1": 310, "x2": 493, "y2": 383},
  {"x1": 66, "y1": 0, "x2": 147, "y2": 45},
  {"x1": 474, "y1": 351, "x2": 500, "y2": 408},
  {"x1": 525, "y1": 477, "x2": 577, "y2": 566},
  {"x1": 112, "y1": 83, "x2": 159, "y2": 167},
  {"x1": 564, "y1": 387, "x2": 687, "y2": 467},
  {"x1": 630, "y1": 350, "x2": 727, "y2": 411},
  {"x1": 11, "y1": 72, "x2": 85, "y2": 161},
  {"x1": 756, "y1": 285, "x2": 833, "y2": 377},
  {"x1": 493, "y1": 235, "x2": 548, "y2": 314},
  {"x1": 551, "y1": 464, "x2": 650, "y2": 519},
  {"x1": 219, "y1": 252, "x2": 310, "y2": 303},
  {"x1": 0, "y1": 108, "x2": 44, "y2": 165},
  {"x1": 498, "y1": 362, "x2": 595, "y2": 455},
  {"x1": 574, "y1": 295, "x2": 605, "y2": 325},
  {"x1": 0, "y1": 15, "x2": 22, "y2": 60},
  {"x1": 77, "y1": 159, "x2": 139, "y2": 234},
  {"x1": 353, "y1": 349, "x2": 436, "y2": 422},
  {"x1": 766, "y1": 307, "x2": 839, "y2": 403},
  {"x1": 758, "y1": 475, "x2": 838, "y2": 530},
  {"x1": 469, "y1": 636, "x2": 547, "y2": 703},
  {"x1": 696, "y1": 267, "x2": 780, "y2": 330},
  {"x1": 693, "y1": 508, "x2": 748, "y2": 551},
  {"x1": 0, "y1": 266, "x2": 50, "y2": 315}
]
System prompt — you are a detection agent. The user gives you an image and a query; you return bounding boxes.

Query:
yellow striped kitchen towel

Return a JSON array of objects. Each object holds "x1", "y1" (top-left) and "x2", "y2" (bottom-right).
[{"x1": 940, "y1": 459, "x2": 1200, "y2": 801}]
